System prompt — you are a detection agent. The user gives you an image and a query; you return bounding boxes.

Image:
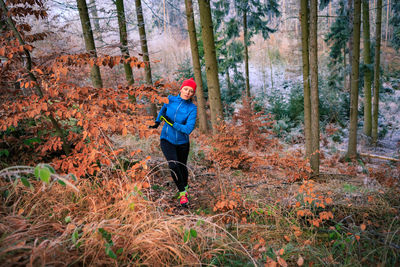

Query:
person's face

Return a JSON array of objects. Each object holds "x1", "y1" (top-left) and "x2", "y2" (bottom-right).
[{"x1": 180, "y1": 86, "x2": 195, "y2": 100}]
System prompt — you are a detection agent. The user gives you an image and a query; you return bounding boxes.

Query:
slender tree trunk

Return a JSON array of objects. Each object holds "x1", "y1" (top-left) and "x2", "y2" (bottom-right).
[
  {"x1": 347, "y1": 0, "x2": 354, "y2": 93},
  {"x1": 226, "y1": 71, "x2": 232, "y2": 96},
  {"x1": 362, "y1": 0, "x2": 372, "y2": 137},
  {"x1": 0, "y1": 0, "x2": 71, "y2": 155},
  {"x1": 115, "y1": 0, "x2": 134, "y2": 86},
  {"x1": 385, "y1": 0, "x2": 390, "y2": 46},
  {"x1": 198, "y1": 0, "x2": 223, "y2": 133},
  {"x1": 135, "y1": 0, "x2": 157, "y2": 118},
  {"x1": 163, "y1": 0, "x2": 166, "y2": 33},
  {"x1": 88, "y1": 0, "x2": 103, "y2": 43},
  {"x1": 243, "y1": 9, "x2": 251, "y2": 97},
  {"x1": 300, "y1": 0, "x2": 312, "y2": 160},
  {"x1": 268, "y1": 49, "x2": 274, "y2": 90},
  {"x1": 347, "y1": 0, "x2": 362, "y2": 158},
  {"x1": 372, "y1": 0, "x2": 382, "y2": 143},
  {"x1": 185, "y1": 0, "x2": 208, "y2": 133},
  {"x1": 76, "y1": 0, "x2": 103, "y2": 88},
  {"x1": 309, "y1": 0, "x2": 320, "y2": 174}
]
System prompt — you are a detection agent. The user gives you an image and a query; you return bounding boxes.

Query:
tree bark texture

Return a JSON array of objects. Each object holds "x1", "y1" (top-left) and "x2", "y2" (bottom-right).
[
  {"x1": 89, "y1": 0, "x2": 103, "y2": 43},
  {"x1": 243, "y1": 10, "x2": 251, "y2": 97},
  {"x1": 76, "y1": 0, "x2": 103, "y2": 88},
  {"x1": 198, "y1": 0, "x2": 223, "y2": 133},
  {"x1": 347, "y1": 0, "x2": 353, "y2": 93},
  {"x1": 347, "y1": 0, "x2": 362, "y2": 158},
  {"x1": 300, "y1": 0, "x2": 312, "y2": 160},
  {"x1": 362, "y1": 0, "x2": 372, "y2": 137},
  {"x1": 372, "y1": 0, "x2": 382, "y2": 143},
  {"x1": 135, "y1": 0, "x2": 157, "y2": 118},
  {"x1": 185, "y1": 0, "x2": 209, "y2": 133},
  {"x1": 309, "y1": 0, "x2": 320, "y2": 174},
  {"x1": 116, "y1": 0, "x2": 134, "y2": 85}
]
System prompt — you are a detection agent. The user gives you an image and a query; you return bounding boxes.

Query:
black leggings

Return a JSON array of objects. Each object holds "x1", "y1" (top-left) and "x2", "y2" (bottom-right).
[{"x1": 160, "y1": 139, "x2": 190, "y2": 192}]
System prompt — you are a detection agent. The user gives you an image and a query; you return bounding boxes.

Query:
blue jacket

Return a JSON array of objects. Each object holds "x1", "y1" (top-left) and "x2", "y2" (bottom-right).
[{"x1": 156, "y1": 95, "x2": 197, "y2": 145}]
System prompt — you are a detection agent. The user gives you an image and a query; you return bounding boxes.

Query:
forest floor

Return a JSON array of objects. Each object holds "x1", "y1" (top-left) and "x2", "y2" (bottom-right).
[{"x1": 0, "y1": 130, "x2": 399, "y2": 266}]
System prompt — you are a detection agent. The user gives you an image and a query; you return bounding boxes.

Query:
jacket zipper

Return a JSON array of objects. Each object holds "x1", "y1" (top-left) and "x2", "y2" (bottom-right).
[{"x1": 174, "y1": 101, "x2": 183, "y2": 143}]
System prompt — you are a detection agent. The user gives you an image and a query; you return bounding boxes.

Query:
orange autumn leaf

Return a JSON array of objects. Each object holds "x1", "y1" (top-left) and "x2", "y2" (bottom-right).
[
  {"x1": 279, "y1": 248, "x2": 285, "y2": 255},
  {"x1": 122, "y1": 127, "x2": 127, "y2": 136},
  {"x1": 294, "y1": 230, "x2": 302, "y2": 237},
  {"x1": 360, "y1": 224, "x2": 366, "y2": 231}
]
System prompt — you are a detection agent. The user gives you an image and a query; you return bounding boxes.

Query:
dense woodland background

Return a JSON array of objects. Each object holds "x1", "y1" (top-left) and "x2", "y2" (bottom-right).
[{"x1": 0, "y1": 0, "x2": 399, "y2": 266}]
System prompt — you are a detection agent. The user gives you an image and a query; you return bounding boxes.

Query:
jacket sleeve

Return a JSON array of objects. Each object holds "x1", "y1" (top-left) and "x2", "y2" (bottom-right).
[
  {"x1": 155, "y1": 104, "x2": 167, "y2": 123},
  {"x1": 155, "y1": 96, "x2": 171, "y2": 122},
  {"x1": 172, "y1": 106, "x2": 197, "y2": 135}
]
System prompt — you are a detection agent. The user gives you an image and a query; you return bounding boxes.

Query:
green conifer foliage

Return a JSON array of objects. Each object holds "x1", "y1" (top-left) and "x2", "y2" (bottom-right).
[{"x1": 390, "y1": 1, "x2": 400, "y2": 50}]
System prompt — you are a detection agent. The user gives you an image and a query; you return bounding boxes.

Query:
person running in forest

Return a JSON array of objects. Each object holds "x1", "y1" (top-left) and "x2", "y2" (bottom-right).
[{"x1": 149, "y1": 78, "x2": 197, "y2": 207}]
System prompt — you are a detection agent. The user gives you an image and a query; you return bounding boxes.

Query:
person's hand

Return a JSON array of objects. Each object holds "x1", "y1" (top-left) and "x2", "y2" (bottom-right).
[
  {"x1": 160, "y1": 115, "x2": 174, "y2": 126},
  {"x1": 148, "y1": 121, "x2": 160, "y2": 129}
]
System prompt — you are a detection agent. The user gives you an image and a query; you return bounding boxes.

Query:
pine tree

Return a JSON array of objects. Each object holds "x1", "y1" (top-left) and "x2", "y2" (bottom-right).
[
  {"x1": 215, "y1": 0, "x2": 280, "y2": 97},
  {"x1": 390, "y1": 1, "x2": 400, "y2": 50}
]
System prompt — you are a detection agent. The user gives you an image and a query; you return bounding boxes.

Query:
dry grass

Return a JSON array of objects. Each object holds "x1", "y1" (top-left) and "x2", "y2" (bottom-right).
[{"x1": 0, "y1": 172, "x2": 255, "y2": 266}]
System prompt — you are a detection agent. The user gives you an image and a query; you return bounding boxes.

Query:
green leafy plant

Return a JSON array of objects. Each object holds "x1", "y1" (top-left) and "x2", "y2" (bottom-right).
[
  {"x1": 98, "y1": 228, "x2": 118, "y2": 259},
  {"x1": 183, "y1": 228, "x2": 198, "y2": 243}
]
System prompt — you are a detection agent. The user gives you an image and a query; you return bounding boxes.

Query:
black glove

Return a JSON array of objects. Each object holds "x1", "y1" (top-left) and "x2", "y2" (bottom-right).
[
  {"x1": 149, "y1": 121, "x2": 160, "y2": 129},
  {"x1": 160, "y1": 115, "x2": 174, "y2": 126}
]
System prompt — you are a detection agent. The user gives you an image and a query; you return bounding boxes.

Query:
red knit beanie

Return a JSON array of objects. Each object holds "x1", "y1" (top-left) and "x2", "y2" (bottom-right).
[{"x1": 180, "y1": 78, "x2": 197, "y2": 93}]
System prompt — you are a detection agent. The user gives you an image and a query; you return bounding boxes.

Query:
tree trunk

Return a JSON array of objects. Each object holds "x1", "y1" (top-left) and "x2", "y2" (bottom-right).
[
  {"x1": 76, "y1": 0, "x2": 103, "y2": 88},
  {"x1": 347, "y1": 0, "x2": 354, "y2": 93},
  {"x1": 300, "y1": 0, "x2": 312, "y2": 160},
  {"x1": 243, "y1": 9, "x2": 251, "y2": 97},
  {"x1": 362, "y1": 0, "x2": 372, "y2": 137},
  {"x1": 115, "y1": 0, "x2": 134, "y2": 86},
  {"x1": 268, "y1": 48, "x2": 274, "y2": 90},
  {"x1": 185, "y1": 0, "x2": 209, "y2": 133},
  {"x1": 372, "y1": 0, "x2": 382, "y2": 143},
  {"x1": 198, "y1": 0, "x2": 223, "y2": 133},
  {"x1": 226, "y1": 71, "x2": 232, "y2": 96},
  {"x1": 88, "y1": 0, "x2": 103, "y2": 43},
  {"x1": 347, "y1": 0, "x2": 362, "y2": 158},
  {"x1": 309, "y1": 0, "x2": 320, "y2": 174},
  {"x1": 135, "y1": 0, "x2": 157, "y2": 118},
  {"x1": 385, "y1": 0, "x2": 390, "y2": 46}
]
